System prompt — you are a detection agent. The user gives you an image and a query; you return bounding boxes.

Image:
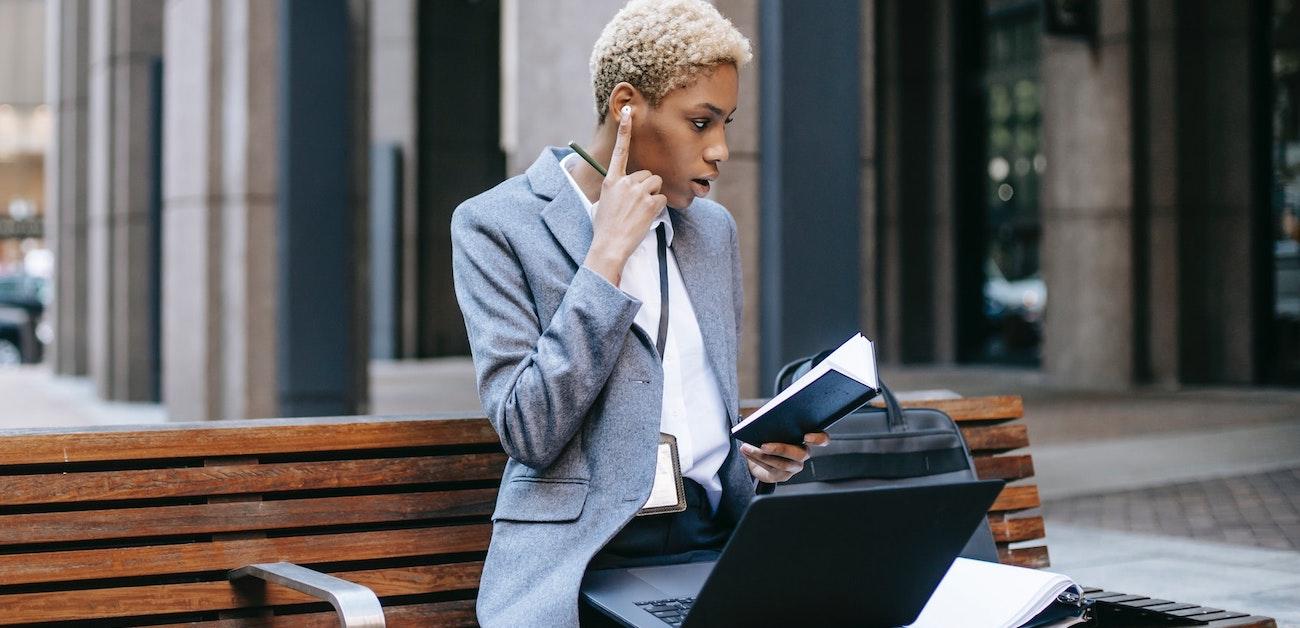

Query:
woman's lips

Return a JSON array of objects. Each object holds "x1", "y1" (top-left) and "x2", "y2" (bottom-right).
[{"x1": 690, "y1": 178, "x2": 711, "y2": 197}]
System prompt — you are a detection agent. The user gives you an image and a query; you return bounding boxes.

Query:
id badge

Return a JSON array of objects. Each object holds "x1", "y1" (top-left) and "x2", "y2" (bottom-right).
[{"x1": 636, "y1": 432, "x2": 687, "y2": 516}]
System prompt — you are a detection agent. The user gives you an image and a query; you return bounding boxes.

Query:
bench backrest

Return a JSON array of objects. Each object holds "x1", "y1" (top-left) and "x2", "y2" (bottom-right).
[{"x1": 0, "y1": 414, "x2": 506, "y2": 625}]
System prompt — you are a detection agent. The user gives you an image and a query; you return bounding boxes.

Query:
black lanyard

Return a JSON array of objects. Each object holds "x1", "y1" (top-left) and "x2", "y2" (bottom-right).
[{"x1": 655, "y1": 223, "x2": 669, "y2": 361}]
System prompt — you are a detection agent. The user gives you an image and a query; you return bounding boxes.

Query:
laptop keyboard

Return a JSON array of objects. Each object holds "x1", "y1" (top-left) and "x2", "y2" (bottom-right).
[{"x1": 635, "y1": 597, "x2": 695, "y2": 625}]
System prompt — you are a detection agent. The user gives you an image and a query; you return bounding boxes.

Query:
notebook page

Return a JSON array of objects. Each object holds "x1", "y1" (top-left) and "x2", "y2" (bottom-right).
[
  {"x1": 907, "y1": 558, "x2": 1076, "y2": 628},
  {"x1": 822, "y1": 334, "x2": 877, "y2": 389}
]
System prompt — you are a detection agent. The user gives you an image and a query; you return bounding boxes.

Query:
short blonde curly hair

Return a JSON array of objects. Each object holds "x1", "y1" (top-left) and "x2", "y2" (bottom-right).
[{"x1": 590, "y1": 0, "x2": 752, "y2": 124}]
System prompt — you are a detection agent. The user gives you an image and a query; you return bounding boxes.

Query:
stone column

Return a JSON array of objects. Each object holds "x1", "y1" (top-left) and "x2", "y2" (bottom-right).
[
  {"x1": 370, "y1": 0, "x2": 417, "y2": 359},
  {"x1": 1141, "y1": 0, "x2": 1181, "y2": 387},
  {"x1": 219, "y1": 0, "x2": 283, "y2": 420},
  {"x1": 46, "y1": 0, "x2": 92, "y2": 377},
  {"x1": 712, "y1": 0, "x2": 762, "y2": 398},
  {"x1": 1040, "y1": 1, "x2": 1136, "y2": 390},
  {"x1": 162, "y1": 0, "x2": 222, "y2": 420},
  {"x1": 86, "y1": 0, "x2": 164, "y2": 402}
]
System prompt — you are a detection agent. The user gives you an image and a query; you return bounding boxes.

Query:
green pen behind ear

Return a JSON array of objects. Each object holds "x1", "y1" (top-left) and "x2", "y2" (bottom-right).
[{"x1": 567, "y1": 141, "x2": 607, "y2": 177}]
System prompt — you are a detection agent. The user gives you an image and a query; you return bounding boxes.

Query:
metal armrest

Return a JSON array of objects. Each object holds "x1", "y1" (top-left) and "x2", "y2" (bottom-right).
[{"x1": 229, "y1": 562, "x2": 385, "y2": 628}]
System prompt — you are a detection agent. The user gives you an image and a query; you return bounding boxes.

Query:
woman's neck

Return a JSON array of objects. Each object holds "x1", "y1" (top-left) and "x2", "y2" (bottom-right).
[{"x1": 570, "y1": 132, "x2": 616, "y2": 204}]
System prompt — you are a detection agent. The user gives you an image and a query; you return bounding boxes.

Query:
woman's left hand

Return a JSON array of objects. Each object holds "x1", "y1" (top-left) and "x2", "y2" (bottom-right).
[{"x1": 740, "y1": 432, "x2": 831, "y2": 483}]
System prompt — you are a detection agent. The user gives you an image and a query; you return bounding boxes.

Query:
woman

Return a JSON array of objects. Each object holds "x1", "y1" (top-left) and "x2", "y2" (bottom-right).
[{"x1": 451, "y1": 2, "x2": 828, "y2": 625}]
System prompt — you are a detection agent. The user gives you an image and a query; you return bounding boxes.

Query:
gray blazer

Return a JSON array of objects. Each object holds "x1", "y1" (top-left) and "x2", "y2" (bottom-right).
[{"x1": 451, "y1": 147, "x2": 756, "y2": 627}]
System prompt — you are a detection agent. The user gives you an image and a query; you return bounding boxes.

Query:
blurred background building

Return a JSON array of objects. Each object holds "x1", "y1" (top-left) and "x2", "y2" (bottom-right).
[{"x1": 2, "y1": 0, "x2": 1289, "y2": 420}]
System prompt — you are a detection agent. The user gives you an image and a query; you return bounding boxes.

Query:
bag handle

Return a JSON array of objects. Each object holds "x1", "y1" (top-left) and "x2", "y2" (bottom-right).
[{"x1": 878, "y1": 380, "x2": 907, "y2": 432}]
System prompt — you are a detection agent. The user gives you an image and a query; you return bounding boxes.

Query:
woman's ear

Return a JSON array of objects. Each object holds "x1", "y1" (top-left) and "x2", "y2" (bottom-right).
[{"x1": 605, "y1": 82, "x2": 641, "y2": 124}]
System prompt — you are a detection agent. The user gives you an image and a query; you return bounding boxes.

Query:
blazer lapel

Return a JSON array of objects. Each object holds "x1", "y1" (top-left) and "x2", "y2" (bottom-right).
[
  {"x1": 540, "y1": 185, "x2": 594, "y2": 269},
  {"x1": 669, "y1": 207, "x2": 739, "y2": 424},
  {"x1": 529, "y1": 148, "x2": 595, "y2": 269}
]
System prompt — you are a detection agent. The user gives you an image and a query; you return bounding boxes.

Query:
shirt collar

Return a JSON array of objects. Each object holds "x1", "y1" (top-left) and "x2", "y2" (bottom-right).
[{"x1": 560, "y1": 152, "x2": 673, "y2": 247}]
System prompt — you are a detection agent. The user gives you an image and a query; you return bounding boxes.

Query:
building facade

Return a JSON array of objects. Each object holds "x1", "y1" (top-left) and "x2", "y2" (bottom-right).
[{"x1": 36, "y1": 0, "x2": 1289, "y2": 421}]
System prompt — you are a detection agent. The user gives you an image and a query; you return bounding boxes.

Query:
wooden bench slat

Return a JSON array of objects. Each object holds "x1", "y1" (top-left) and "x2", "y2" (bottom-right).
[
  {"x1": 0, "y1": 563, "x2": 484, "y2": 624},
  {"x1": 986, "y1": 516, "x2": 1045, "y2": 543},
  {"x1": 996, "y1": 544, "x2": 1049, "y2": 569},
  {"x1": 152, "y1": 600, "x2": 480, "y2": 628},
  {"x1": 0, "y1": 489, "x2": 497, "y2": 546},
  {"x1": 0, "y1": 416, "x2": 501, "y2": 466},
  {"x1": 0, "y1": 525, "x2": 491, "y2": 586},
  {"x1": 960, "y1": 424, "x2": 1030, "y2": 453},
  {"x1": 0, "y1": 454, "x2": 508, "y2": 506},
  {"x1": 881, "y1": 396, "x2": 1024, "y2": 422},
  {"x1": 973, "y1": 454, "x2": 1035, "y2": 481},
  {"x1": 989, "y1": 484, "x2": 1040, "y2": 512}
]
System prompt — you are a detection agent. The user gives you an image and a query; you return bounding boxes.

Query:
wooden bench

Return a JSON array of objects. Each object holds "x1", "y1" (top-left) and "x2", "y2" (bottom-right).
[
  {"x1": 0, "y1": 397, "x2": 1276, "y2": 626},
  {"x1": 0, "y1": 414, "x2": 504, "y2": 626}
]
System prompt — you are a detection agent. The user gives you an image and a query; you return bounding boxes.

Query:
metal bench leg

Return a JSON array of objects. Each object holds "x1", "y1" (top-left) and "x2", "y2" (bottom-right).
[{"x1": 229, "y1": 562, "x2": 386, "y2": 628}]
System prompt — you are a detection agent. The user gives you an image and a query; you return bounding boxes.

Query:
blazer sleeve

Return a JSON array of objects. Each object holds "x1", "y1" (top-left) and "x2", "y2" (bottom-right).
[{"x1": 451, "y1": 205, "x2": 642, "y2": 470}]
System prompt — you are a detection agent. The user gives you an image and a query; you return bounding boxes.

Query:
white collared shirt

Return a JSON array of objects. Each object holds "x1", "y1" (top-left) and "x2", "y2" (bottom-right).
[{"x1": 561, "y1": 153, "x2": 731, "y2": 513}]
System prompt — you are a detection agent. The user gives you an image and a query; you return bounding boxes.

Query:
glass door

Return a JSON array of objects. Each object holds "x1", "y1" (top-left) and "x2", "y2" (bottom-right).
[
  {"x1": 1271, "y1": 0, "x2": 1300, "y2": 383},
  {"x1": 966, "y1": 0, "x2": 1045, "y2": 365}
]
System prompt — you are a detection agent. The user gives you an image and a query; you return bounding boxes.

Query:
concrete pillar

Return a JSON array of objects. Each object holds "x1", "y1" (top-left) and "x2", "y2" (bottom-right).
[
  {"x1": 711, "y1": 0, "x2": 762, "y2": 398},
  {"x1": 370, "y1": 0, "x2": 418, "y2": 359},
  {"x1": 877, "y1": 0, "x2": 958, "y2": 365},
  {"x1": 162, "y1": 0, "x2": 221, "y2": 420},
  {"x1": 46, "y1": 0, "x2": 92, "y2": 377},
  {"x1": 220, "y1": 0, "x2": 283, "y2": 420},
  {"x1": 1039, "y1": 1, "x2": 1136, "y2": 390},
  {"x1": 86, "y1": 0, "x2": 163, "y2": 402},
  {"x1": 1140, "y1": 0, "x2": 1181, "y2": 387}
]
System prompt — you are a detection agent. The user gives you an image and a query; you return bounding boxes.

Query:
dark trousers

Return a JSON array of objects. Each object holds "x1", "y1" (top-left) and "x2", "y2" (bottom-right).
[{"x1": 580, "y1": 479, "x2": 731, "y2": 626}]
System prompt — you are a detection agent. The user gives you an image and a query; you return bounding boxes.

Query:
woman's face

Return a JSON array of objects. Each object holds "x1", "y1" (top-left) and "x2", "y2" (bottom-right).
[{"x1": 626, "y1": 63, "x2": 739, "y2": 209}]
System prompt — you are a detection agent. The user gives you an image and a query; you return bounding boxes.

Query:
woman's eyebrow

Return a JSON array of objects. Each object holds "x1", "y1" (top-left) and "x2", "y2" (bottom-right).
[{"x1": 693, "y1": 103, "x2": 737, "y2": 119}]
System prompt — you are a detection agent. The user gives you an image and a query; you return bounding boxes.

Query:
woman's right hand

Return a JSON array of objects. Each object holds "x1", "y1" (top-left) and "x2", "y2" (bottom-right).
[{"x1": 583, "y1": 105, "x2": 668, "y2": 286}]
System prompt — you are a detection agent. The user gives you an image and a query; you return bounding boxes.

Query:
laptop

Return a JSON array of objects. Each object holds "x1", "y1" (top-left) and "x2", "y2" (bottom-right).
[{"x1": 581, "y1": 480, "x2": 1004, "y2": 628}]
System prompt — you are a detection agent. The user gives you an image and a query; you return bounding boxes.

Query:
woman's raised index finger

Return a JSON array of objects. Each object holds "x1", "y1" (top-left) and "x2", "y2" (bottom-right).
[{"x1": 608, "y1": 105, "x2": 632, "y2": 177}]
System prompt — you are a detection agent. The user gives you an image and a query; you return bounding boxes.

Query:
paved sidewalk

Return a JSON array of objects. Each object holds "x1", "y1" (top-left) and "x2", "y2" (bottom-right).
[
  {"x1": 0, "y1": 364, "x2": 165, "y2": 428},
  {"x1": 1046, "y1": 522, "x2": 1300, "y2": 627},
  {"x1": 1045, "y1": 467, "x2": 1300, "y2": 551}
]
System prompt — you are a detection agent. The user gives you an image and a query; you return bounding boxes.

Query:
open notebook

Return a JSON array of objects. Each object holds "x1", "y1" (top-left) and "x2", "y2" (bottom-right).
[
  {"x1": 908, "y1": 558, "x2": 1088, "y2": 628},
  {"x1": 731, "y1": 333, "x2": 879, "y2": 446}
]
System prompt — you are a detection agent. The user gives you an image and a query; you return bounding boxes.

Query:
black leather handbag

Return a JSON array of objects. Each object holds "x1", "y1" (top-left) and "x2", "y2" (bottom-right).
[{"x1": 769, "y1": 351, "x2": 1000, "y2": 562}]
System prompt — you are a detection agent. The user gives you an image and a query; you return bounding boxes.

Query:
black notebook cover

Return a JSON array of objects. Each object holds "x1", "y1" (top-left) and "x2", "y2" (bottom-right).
[{"x1": 732, "y1": 369, "x2": 879, "y2": 446}]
